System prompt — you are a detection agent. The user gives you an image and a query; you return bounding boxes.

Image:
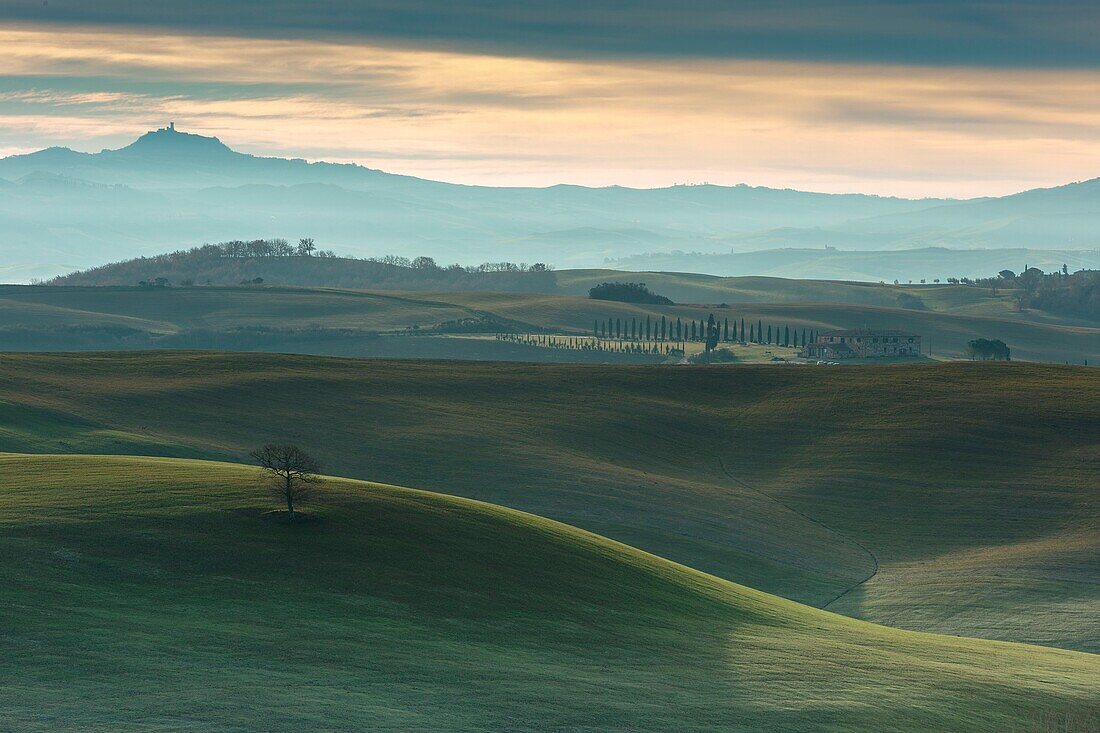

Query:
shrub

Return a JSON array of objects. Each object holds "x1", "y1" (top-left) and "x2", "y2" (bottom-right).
[
  {"x1": 687, "y1": 348, "x2": 740, "y2": 364},
  {"x1": 967, "y1": 338, "x2": 1011, "y2": 361},
  {"x1": 588, "y1": 282, "x2": 673, "y2": 305}
]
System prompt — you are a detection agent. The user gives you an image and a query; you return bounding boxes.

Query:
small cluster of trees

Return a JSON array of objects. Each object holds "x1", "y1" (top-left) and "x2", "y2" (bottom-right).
[
  {"x1": 210, "y1": 238, "x2": 336, "y2": 258},
  {"x1": 592, "y1": 313, "x2": 817, "y2": 351},
  {"x1": 967, "y1": 338, "x2": 1011, "y2": 361},
  {"x1": 988, "y1": 267, "x2": 1098, "y2": 319},
  {"x1": 588, "y1": 282, "x2": 674, "y2": 305},
  {"x1": 921, "y1": 266, "x2": 1098, "y2": 319}
]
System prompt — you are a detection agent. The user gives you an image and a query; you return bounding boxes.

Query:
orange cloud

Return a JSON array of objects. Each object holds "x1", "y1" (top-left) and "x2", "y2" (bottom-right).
[{"x1": 1, "y1": 23, "x2": 1099, "y2": 196}]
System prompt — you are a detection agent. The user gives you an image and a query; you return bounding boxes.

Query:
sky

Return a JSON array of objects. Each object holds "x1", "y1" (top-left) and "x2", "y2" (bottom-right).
[{"x1": 1, "y1": 1, "x2": 1099, "y2": 197}]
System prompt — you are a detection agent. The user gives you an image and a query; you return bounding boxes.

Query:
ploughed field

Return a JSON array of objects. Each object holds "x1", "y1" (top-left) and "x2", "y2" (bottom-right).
[
  {"x1": 1, "y1": 453, "x2": 1097, "y2": 732},
  {"x1": 0, "y1": 353, "x2": 1096, "y2": 653}
]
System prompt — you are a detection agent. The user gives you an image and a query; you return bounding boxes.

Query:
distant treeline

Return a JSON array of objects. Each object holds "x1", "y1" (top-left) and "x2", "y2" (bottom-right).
[
  {"x1": 48, "y1": 240, "x2": 557, "y2": 293},
  {"x1": 977, "y1": 268, "x2": 1099, "y2": 320}
]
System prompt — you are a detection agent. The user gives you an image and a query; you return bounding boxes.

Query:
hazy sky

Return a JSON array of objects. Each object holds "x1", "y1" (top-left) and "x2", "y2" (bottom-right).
[{"x1": 2, "y1": 1, "x2": 1099, "y2": 196}]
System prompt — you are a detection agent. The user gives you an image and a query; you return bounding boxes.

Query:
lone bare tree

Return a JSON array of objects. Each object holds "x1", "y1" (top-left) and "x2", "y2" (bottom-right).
[{"x1": 251, "y1": 444, "x2": 321, "y2": 519}]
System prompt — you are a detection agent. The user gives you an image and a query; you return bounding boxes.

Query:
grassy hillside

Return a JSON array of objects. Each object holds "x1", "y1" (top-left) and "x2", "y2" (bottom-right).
[
  {"x1": 557, "y1": 270, "x2": 930, "y2": 305},
  {"x1": 49, "y1": 246, "x2": 557, "y2": 293},
  {"x1": 1, "y1": 452, "x2": 1096, "y2": 732},
  {"x1": 437, "y1": 291, "x2": 1099, "y2": 362},
  {"x1": 0, "y1": 353, "x2": 1095, "y2": 652},
  {"x1": 1, "y1": 284, "x2": 1097, "y2": 362},
  {"x1": 558, "y1": 269, "x2": 1099, "y2": 325}
]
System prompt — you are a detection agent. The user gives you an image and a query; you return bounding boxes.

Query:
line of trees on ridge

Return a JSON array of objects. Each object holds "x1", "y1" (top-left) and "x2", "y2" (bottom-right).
[{"x1": 47, "y1": 239, "x2": 557, "y2": 292}]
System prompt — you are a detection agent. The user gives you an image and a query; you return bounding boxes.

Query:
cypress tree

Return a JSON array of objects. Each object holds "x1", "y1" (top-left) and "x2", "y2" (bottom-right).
[
  {"x1": 706, "y1": 314, "x2": 720, "y2": 351},
  {"x1": 767, "y1": 325, "x2": 772, "y2": 344},
  {"x1": 740, "y1": 318, "x2": 745, "y2": 342},
  {"x1": 616, "y1": 318, "x2": 621, "y2": 338},
  {"x1": 723, "y1": 317, "x2": 729, "y2": 341},
  {"x1": 691, "y1": 321, "x2": 697, "y2": 340},
  {"x1": 802, "y1": 328, "x2": 807, "y2": 347},
  {"x1": 661, "y1": 315, "x2": 667, "y2": 341},
  {"x1": 593, "y1": 320, "x2": 599, "y2": 338},
  {"x1": 749, "y1": 323, "x2": 754, "y2": 342},
  {"x1": 646, "y1": 316, "x2": 652, "y2": 340},
  {"x1": 757, "y1": 320, "x2": 763, "y2": 343},
  {"x1": 784, "y1": 325, "x2": 790, "y2": 347}
]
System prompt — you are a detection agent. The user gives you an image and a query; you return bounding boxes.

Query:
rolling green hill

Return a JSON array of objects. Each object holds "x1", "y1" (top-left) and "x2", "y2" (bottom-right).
[
  {"x1": 0, "y1": 353, "x2": 1095, "y2": 653},
  {"x1": 557, "y1": 269, "x2": 1099, "y2": 325},
  {"x1": 1, "y1": 452, "x2": 1096, "y2": 732},
  {"x1": 46, "y1": 253, "x2": 1093, "y2": 328},
  {"x1": 557, "y1": 269, "x2": 937, "y2": 305},
  {"x1": 1, "y1": 284, "x2": 1097, "y2": 363}
]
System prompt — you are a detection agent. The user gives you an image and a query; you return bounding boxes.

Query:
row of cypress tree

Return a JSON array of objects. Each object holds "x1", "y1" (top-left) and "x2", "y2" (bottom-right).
[
  {"x1": 496, "y1": 333, "x2": 679, "y2": 355},
  {"x1": 593, "y1": 314, "x2": 817, "y2": 348}
]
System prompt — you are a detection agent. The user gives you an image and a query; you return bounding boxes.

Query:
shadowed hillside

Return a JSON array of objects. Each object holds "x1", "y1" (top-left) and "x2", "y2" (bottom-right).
[
  {"x1": 0, "y1": 453, "x2": 1096, "y2": 732},
  {"x1": 0, "y1": 353, "x2": 1095, "y2": 651}
]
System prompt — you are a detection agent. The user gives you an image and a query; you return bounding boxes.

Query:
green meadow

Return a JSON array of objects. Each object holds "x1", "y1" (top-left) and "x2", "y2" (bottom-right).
[
  {"x1": 1, "y1": 452, "x2": 1097, "y2": 732},
  {"x1": 0, "y1": 353, "x2": 1096, "y2": 654}
]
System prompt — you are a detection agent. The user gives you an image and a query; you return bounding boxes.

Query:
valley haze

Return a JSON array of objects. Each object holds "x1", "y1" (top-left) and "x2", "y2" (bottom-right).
[{"x1": 1, "y1": 126, "x2": 1099, "y2": 283}]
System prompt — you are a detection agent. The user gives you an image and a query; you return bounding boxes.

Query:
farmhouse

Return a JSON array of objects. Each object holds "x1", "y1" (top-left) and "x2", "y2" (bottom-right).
[{"x1": 801, "y1": 329, "x2": 921, "y2": 359}]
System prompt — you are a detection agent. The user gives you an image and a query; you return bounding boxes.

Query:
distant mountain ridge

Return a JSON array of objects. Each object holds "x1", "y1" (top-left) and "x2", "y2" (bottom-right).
[{"x1": 0, "y1": 126, "x2": 1098, "y2": 282}]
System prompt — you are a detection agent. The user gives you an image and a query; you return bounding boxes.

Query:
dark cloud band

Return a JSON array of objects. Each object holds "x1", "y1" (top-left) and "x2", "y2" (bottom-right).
[{"x1": 1, "y1": 0, "x2": 1097, "y2": 67}]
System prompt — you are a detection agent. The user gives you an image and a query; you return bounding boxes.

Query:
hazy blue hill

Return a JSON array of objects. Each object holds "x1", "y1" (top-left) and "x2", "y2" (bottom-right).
[
  {"x1": 1, "y1": 127, "x2": 1099, "y2": 280},
  {"x1": 0, "y1": 129, "x2": 409, "y2": 191},
  {"x1": 104, "y1": 126, "x2": 236, "y2": 159},
  {"x1": 828, "y1": 178, "x2": 1100, "y2": 248},
  {"x1": 715, "y1": 179, "x2": 1100, "y2": 252}
]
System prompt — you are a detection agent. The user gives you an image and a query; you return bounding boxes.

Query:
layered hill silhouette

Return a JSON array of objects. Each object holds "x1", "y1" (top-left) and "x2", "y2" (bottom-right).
[{"x1": 3, "y1": 126, "x2": 1100, "y2": 281}]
